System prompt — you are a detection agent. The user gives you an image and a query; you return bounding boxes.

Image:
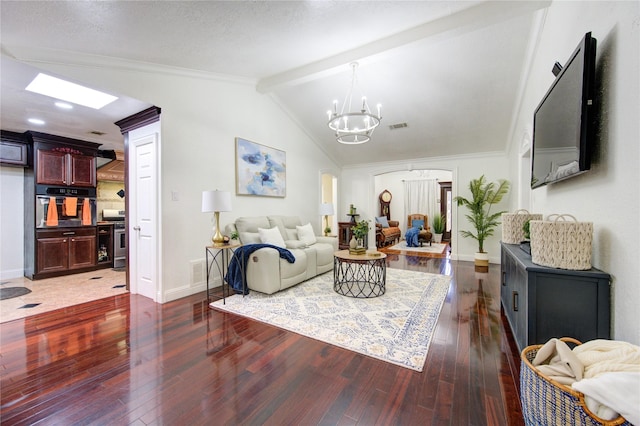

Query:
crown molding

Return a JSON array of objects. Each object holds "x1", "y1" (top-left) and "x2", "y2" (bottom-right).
[{"x1": 2, "y1": 45, "x2": 256, "y2": 86}]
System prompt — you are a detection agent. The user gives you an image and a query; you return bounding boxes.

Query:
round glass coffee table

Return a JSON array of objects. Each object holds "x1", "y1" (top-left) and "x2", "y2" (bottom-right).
[{"x1": 333, "y1": 250, "x2": 386, "y2": 298}]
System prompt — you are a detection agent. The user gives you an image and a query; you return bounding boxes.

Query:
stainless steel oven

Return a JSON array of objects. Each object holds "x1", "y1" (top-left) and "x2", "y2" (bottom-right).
[
  {"x1": 113, "y1": 224, "x2": 126, "y2": 268},
  {"x1": 103, "y1": 209, "x2": 126, "y2": 268},
  {"x1": 35, "y1": 186, "x2": 96, "y2": 228}
]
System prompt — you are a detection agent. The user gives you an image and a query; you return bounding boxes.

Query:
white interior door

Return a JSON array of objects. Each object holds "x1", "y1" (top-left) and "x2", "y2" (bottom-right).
[{"x1": 129, "y1": 123, "x2": 160, "y2": 301}]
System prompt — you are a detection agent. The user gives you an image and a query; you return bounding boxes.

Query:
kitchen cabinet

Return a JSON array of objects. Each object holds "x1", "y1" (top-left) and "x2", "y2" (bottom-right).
[
  {"x1": 23, "y1": 131, "x2": 102, "y2": 280},
  {"x1": 36, "y1": 228, "x2": 96, "y2": 276},
  {"x1": 501, "y1": 243, "x2": 611, "y2": 352},
  {"x1": 36, "y1": 149, "x2": 96, "y2": 187},
  {"x1": 97, "y1": 224, "x2": 114, "y2": 267},
  {"x1": 0, "y1": 130, "x2": 29, "y2": 167}
]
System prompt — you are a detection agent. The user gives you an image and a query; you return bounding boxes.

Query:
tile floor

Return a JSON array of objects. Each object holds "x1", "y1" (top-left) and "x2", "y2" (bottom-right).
[{"x1": 0, "y1": 268, "x2": 127, "y2": 323}]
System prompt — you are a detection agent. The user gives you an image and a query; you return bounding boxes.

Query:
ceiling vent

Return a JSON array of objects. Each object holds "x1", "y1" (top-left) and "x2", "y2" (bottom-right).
[
  {"x1": 389, "y1": 122, "x2": 408, "y2": 130},
  {"x1": 88, "y1": 130, "x2": 106, "y2": 136}
]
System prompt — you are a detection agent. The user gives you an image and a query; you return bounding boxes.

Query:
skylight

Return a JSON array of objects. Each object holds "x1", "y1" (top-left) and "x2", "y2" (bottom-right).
[{"x1": 26, "y1": 73, "x2": 118, "y2": 109}]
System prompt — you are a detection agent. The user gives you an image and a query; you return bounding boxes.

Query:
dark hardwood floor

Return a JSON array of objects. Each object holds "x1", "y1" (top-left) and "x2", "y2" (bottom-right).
[{"x1": 0, "y1": 255, "x2": 524, "y2": 425}]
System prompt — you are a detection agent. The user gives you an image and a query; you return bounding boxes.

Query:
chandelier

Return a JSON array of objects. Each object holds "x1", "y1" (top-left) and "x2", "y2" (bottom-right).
[{"x1": 327, "y1": 62, "x2": 382, "y2": 144}]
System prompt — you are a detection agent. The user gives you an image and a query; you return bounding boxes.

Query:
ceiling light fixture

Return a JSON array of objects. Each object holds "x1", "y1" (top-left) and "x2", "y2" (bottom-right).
[
  {"x1": 28, "y1": 118, "x2": 45, "y2": 125},
  {"x1": 55, "y1": 101, "x2": 73, "y2": 110},
  {"x1": 327, "y1": 62, "x2": 382, "y2": 145},
  {"x1": 26, "y1": 73, "x2": 118, "y2": 109}
]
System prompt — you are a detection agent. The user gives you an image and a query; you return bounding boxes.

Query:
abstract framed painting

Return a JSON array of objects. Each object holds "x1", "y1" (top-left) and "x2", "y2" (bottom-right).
[{"x1": 235, "y1": 138, "x2": 286, "y2": 197}]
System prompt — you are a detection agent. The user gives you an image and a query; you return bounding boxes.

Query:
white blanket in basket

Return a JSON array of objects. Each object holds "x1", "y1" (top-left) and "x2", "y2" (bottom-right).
[{"x1": 572, "y1": 372, "x2": 640, "y2": 424}]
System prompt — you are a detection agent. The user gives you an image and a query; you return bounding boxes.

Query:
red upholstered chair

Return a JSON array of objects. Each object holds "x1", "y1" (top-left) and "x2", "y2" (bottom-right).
[{"x1": 375, "y1": 216, "x2": 401, "y2": 247}]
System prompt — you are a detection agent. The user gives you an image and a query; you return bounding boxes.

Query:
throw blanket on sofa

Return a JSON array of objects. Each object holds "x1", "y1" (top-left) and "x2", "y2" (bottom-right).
[
  {"x1": 225, "y1": 244, "x2": 295, "y2": 294},
  {"x1": 405, "y1": 227, "x2": 420, "y2": 247}
]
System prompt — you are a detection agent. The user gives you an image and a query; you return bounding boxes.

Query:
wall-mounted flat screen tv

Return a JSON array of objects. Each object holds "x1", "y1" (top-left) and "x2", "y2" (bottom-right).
[{"x1": 531, "y1": 32, "x2": 597, "y2": 189}]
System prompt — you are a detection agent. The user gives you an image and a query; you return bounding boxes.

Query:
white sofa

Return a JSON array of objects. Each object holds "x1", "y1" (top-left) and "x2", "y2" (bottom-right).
[{"x1": 225, "y1": 215, "x2": 338, "y2": 294}]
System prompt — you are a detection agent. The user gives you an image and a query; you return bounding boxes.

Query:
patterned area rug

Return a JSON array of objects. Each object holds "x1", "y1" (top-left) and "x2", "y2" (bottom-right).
[
  {"x1": 210, "y1": 268, "x2": 451, "y2": 371},
  {"x1": 387, "y1": 241, "x2": 448, "y2": 254}
]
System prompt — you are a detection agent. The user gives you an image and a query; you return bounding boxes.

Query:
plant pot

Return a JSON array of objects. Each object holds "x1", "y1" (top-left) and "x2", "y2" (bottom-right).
[
  {"x1": 433, "y1": 233, "x2": 443, "y2": 243},
  {"x1": 349, "y1": 236, "x2": 358, "y2": 249},
  {"x1": 474, "y1": 252, "x2": 489, "y2": 272}
]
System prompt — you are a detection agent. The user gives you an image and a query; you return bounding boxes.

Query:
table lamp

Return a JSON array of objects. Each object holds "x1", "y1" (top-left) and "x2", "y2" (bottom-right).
[
  {"x1": 320, "y1": 202, "x2": 334, "y2": 236},
  {"x1": 202, "y1": 190, "x2": 232, "y2": 244}
]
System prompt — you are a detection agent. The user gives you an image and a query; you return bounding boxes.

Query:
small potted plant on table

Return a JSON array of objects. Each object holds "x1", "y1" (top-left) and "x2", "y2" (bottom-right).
[{"x1": 350, "y1": 219, "x2": 370, "y2": 254}]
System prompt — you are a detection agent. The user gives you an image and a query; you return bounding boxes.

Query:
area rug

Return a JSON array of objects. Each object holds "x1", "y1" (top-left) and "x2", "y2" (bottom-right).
[
  {"x1": 387, "y1": 241, "x2": 448, "y2": 255},
  {"x1": 0, "y1": 287, "x2": 32, "y2": 300},
  {"x1": 210, "y1": 268, "x2": 451, "y2": 371}
]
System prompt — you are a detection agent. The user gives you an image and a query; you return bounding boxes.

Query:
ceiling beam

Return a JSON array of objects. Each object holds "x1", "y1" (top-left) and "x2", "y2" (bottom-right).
[{"x1": 256, "y1": 0, "x2": 551, "y2": 93}]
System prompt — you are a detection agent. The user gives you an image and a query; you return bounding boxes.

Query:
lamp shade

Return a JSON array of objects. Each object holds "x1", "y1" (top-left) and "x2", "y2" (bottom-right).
[
  {"x1": 320, "y1": 202, "x2": 334, "y2": 216},
  {"x1": 202, "y1": 190, "x2": 232, "y2": 213}
]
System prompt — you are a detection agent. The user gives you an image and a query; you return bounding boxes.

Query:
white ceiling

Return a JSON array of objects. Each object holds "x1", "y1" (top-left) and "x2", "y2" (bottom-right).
[{"x1": 0, "y1": 1, "x2": 549, "y2": 165}]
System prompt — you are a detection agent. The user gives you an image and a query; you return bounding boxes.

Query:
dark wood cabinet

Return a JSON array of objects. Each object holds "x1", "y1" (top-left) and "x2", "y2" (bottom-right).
[
  {"x1": 338, "y1": 221, "x2": 369, "y2": 250},
  {"x1": 36, "y1": 235, "x2": 69, "y2": 274},
  {"x1": 23, "y1": 131, "x2": 102, "y2": 279},
  {"x1": 338, "y1": 222, "x2": 353, "y2": 249},
  {"x1": 36, "y1": 150, "x2": 66, "y2": 185},
  {"x1": 0, "y1": 130, "x2": 29, "y2": 167},
  {"x1": 36, "y1": 228, "x2": 97, "y2": 275},
  {"x1": 36, "y1": 150, "x2": 96, "y2": 187},
  {"x1": 501, "y1": 243, "x2": 611, "y2": 352},
  {"x1": 69, "y1": 154, "x2": 96, "y2": 186},
  {"x1": 97, "y1": 224, "x2": 113, "y2": 267}
]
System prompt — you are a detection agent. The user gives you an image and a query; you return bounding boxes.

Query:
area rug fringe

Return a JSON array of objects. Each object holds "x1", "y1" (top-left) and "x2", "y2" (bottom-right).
[{"x1": 210, "y1": 268, "x2": 451, "y2": 371}]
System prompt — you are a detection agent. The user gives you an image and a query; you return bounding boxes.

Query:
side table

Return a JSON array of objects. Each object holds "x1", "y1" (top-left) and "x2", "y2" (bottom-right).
[
  {"x1": 205, "y1": 242, "x2": 244, "y2": 305},
  {"x1": 333, "y1": 250, "x2": 386, "y2": 298}
]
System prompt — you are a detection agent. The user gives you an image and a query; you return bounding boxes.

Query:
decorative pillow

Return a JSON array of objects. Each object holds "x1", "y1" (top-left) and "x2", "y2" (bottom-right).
[
  {"x1": 258, "y1": 227, "x2": 286, "y2": 248},
  {"x1": 375, "y1": 216, "x2": 390, "y2": 228},
  {"x1": 296, "y1": 223, "x2": 317, "y2": 246},
  {"x1": 412, "y1": 219, "x2": 424, "y2": 229}
]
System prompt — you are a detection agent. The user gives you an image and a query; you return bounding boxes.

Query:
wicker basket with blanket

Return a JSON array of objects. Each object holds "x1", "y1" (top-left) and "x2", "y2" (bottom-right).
[{"x1": 520, "y1": 338, "x2": 632, "y2": 426}]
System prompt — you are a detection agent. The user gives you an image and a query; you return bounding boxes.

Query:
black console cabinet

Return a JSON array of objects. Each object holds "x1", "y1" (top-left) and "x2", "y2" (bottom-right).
[{"x1": 500, "y1": 243, "x2": 611, "y2": 352}]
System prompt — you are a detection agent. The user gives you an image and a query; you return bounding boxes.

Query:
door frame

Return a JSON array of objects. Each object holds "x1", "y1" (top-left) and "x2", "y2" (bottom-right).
[
  {"x1": 115, "y1": 107, "x2": 161, "y2": 300},
  {"x1": 439, "y1": 181, "x2": 452, "y2": 242}
]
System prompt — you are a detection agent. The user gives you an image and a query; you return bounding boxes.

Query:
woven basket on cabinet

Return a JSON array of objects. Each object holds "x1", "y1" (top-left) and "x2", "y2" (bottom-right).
[
  {"x1": 529, "y1": 214, "x2": 593, "y2": 270},
  {"x1": 502, "y1": 210, "x2": 543, "y2": 244},
  {"x1": 520, "y1": 337, "x2": 631, "y2": 426}
]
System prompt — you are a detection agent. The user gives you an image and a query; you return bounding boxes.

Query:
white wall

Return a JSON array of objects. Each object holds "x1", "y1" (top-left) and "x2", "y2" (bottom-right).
[
  {"x1": 341, "y1": 152, "x2": 510, "y2": 263},
  {"x1": 507, "y1": 1, "x2": 640, "y2": 344},
  {"x1": 0, "y1": 166, "x2": 24, "y2": 279},
  {"x1": 3, "y1": 54, "x2": 340, "y2": 302}
]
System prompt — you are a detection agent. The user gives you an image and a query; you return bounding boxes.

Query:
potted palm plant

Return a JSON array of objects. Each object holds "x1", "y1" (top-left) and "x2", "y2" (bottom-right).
[
  {"x1": 454, "y1": 175, "x2": 510, "y2": 269},
  {"x1": 432, "y1": 213, "x2": 445, "y2": 243}
]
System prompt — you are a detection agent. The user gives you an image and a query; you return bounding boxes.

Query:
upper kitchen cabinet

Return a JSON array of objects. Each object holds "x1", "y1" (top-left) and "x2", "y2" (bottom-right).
[
  {"x1": 28, "y1": 131, "x2": 100, "y2": 188},
  {"x1": 0, "y1": 130, "x2": 30, "y2": 167},
  {"x1": 36, "y1": 149, "x2": 96, "y2": 187}
]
